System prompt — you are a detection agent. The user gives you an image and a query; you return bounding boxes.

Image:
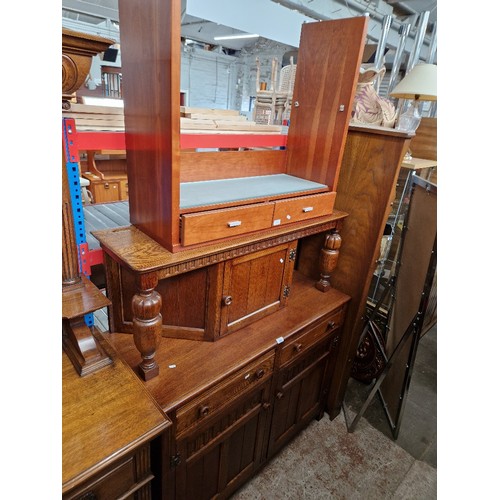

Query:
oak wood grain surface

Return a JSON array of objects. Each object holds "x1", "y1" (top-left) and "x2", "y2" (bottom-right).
[
  {"x1": 103, "y1": 272, "x2": 350, "y2": 414},
  {"x1": 93, "y1": 211, "x2": 347, "y2": 274},
  {"x1": 327, "y1": 126, "x2": 412, "y2": 414},
  {"x1": 62, "y1": 334, "x2": 170, "y2": 494},
  {"x1": 62, "y1": 274, "x2": 110, "y2": 319}
]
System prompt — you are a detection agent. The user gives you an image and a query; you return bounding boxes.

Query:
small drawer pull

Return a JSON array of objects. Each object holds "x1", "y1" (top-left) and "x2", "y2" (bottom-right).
[
  {"x1": 199, "y1": 405, "x2": 210, "y2": 417},
  {"x1": 262, "y1": 402, "x2": 271, "y2": 410},
  {"x1": 255, "y1": 368, "x2": 265, "y2": 379},
  {"x1": 276, "y1": 391, "x2": 284, "y2": 400},
  {"x1": 227, "y1": 220, "x2": 242, "y2": 227},
  {"x1": 104, "y1": 182, "x2": 110, "y2": 189},
  {"x1": 222, "y1": 295, "x2": 233, "y2": 306},
  {"x1": 302, "y1": 206, "x2": 313, "y2": 213},
  {"x1": 293, "y1": 343, "x2": 302, "y2": 353},
  {"x1": 328, "y1": 321, "x2": 336, "y2": 330}
]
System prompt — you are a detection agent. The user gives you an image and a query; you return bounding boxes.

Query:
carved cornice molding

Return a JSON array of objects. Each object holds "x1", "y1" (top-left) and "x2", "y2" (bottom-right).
[
  {"x1": 62, "y1": 28, "x2": 114, "y2": 103},
  {"x1": 157, "y1": 220, "x2": 343, "y2": 280}
]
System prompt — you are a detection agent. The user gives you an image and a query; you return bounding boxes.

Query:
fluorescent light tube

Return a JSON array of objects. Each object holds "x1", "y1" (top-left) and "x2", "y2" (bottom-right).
[{"x1": 213, "y1": 33, "x2": 259, "y2": 40}]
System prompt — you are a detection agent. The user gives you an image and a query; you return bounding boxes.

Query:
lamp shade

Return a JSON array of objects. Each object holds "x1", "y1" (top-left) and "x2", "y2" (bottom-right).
[{"x1": 390, "y1": 63, "x2": 437, "y2": 101}]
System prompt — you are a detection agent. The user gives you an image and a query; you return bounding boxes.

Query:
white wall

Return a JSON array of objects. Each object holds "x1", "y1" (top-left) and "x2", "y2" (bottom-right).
[
  {"x1": 180, "y1": 38, "x2": 294, "y2": 112},
  {"x1": 181, "y1": 47, "x2": 238, "y2": 109}
]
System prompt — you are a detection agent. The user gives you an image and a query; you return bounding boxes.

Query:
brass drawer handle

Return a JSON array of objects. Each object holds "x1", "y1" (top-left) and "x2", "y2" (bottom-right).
[
  {"x1": 328, "y1": 321, "x2": 337, "y2": 330},
  {"x1": 222, "y1": 295, "x2": 233, "y2": 306},
  {"x1": 199, "y1": 405, "x2": 210, "y2": 417},
  {"x1": 262, "y1": 402, "x2": 271, "y2": 410},
  {"x1": 293, "y1": 343, "x2": 302, "y2": 353},
  {"x1": 104, "y1": 182, "x2": 110, "y2": 189},
  {"x1": 302, "y1": 206, "x2": 313, "y2": 213},
  {"x1": 227, "y1": 220, "x2": 242, "y2": 227},
  {"x1": 255, "y1": 368, "x2": 265, "y2": 379},
  {"x1": 276, "y1": 391, "x2": 284, "y2": 400}
]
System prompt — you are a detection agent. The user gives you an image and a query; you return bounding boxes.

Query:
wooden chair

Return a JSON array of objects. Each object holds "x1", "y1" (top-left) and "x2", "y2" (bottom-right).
[{"x1": 253, "y1": 57, "x2": 295, "y2": 125}]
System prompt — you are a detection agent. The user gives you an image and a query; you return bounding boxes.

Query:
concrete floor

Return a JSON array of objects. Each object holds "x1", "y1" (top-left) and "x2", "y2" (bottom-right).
[{"x1": 230, "y1": 326, "x2": 437, "y2": 499}]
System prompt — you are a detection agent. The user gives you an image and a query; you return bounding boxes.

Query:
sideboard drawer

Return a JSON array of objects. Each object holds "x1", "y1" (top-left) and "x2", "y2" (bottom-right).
[
  {"x1": 181, "y1": 202, "x2": 275, "y2": 246},
  {"x1": 272, "y1": 191, "x2": 336, "y2": 226},
  {"x1": 278, "y1": 306, "x2": 344, "y2": 368},
  {"x1": 63, "y1": 446, "x2": 152, "y2": 500},
  {"x1": 176, "y1": 350, "x2": 275, "y2": 437}
]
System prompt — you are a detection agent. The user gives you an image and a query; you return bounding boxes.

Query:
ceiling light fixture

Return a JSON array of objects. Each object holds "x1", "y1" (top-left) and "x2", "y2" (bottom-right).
[{"x1": 213, "y1": 33, "x2": 259, "y2": 41}]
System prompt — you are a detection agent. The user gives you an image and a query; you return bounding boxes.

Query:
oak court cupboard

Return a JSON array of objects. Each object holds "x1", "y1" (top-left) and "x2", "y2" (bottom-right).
[{"x1": 62, "y1": 2, "x2": 413, "y2": 497}]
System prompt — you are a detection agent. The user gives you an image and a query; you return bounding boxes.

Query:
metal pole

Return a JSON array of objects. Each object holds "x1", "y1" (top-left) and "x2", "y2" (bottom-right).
[
  {"x1": 426, "y1": 23, "x2": 437, "y2": 64},
  {"x1": 426, "y1": 23, "x2": 438, "y2": 118},
  {"x1": 406, "y1": 11, "x2": 430, "y2": 74},
  {"x1": 386, "y1": 23, "x2": 411, "y2": 96},
  {"x1": 398, "y1": 11, "x2": 430, "y2": 115},
  {"x1": 374, "y1": 15, "x2": 393, "y2": 93}
]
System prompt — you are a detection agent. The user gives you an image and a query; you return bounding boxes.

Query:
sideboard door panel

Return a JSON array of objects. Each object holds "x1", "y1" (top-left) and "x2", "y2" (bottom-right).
[
  {"x1": 220, "y1": 241, "x2": 297, "y2": 337},
  {"x1": 175, "y1": 383, "x2": 271, "y2": 499},
  {"x1": 268, "y1": 339, "x2": 331, "y2": 458}
]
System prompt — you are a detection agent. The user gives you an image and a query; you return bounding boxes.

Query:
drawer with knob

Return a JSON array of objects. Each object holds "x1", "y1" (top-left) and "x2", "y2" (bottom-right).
[
  {"x1": 175, "y1": 350, "x2": 275, "y2": 437},
  {"x1": 181, "y1": 202, "x2": 275, "y2": 246},
  {"x1": 277, "y1": 306, "x2": 345, "y2": 367},
  {"x1": 272, "y1": 191, "x2": 336, "y2": 227}
]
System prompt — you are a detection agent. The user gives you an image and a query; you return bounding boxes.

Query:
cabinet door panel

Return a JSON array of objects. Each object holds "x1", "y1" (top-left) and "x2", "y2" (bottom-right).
[
  {"x1": 176, "y1": 383, "x2": 271, "y2": 500},
  {"x1": 268, "y1": 340, "x2": 332, "y2": 458},
  {"x1": 221, "y1": 241, "x2": 297, "y2": 336},
  {"x1": 296, "y1": 358, "x2": 327, "y2": 422},
  {"x1": 185, "y1": 445, "x2": 220, "y2": 500},
  {"x1": 224, "y1": 413, "x2": 260, "y2": 491}
]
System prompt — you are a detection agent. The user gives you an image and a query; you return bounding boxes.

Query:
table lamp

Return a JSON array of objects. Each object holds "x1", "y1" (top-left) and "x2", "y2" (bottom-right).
[{"x1": 390, "y1": 63, "x2": 437, "y2": 132}]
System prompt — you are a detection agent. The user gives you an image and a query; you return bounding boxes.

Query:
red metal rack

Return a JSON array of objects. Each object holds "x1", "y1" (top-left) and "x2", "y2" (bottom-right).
[{"x1": 72, "y1": 126, "x2": 289, "y2": 270}]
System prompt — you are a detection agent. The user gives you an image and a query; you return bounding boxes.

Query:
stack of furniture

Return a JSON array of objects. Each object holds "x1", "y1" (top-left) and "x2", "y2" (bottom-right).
[
  {"x1": 63, "y1": 104, "x2": 284, "y2": 204},
  {"x1": 62, "y1": 1, "x2": 415, "y2": 497},
  {"x1": 253, "y1": 57, "x2": 296, "y2": 125}
]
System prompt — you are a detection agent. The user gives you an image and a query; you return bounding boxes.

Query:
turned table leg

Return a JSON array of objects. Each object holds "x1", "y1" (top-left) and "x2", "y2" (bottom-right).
[
  {"x1": 316, "y1": 231, "x2": 342, "y2": 292},
  {"x1": 132, "y1": 272, "x2": 163, "y2": 380}
]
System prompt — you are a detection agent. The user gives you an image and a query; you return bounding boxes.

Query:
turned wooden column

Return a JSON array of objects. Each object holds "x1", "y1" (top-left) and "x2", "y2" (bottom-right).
[
  {"x1": 133, "y1": 273, "x2": 163, "y2": 380},
  {"x1": 315, "y1": 231, "x2": 342, "y2": 292},
  {"x1": 62, "y1": 28, "x2": 114, "y2": 285},
  {"x1": 62, "y1": 28, "x2": 114, "y2": 376}
]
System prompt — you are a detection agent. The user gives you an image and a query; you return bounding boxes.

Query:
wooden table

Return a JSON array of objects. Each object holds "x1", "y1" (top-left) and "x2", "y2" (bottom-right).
[{"x1": 62, "y1": 332, "x2": 171, "y2": 498}]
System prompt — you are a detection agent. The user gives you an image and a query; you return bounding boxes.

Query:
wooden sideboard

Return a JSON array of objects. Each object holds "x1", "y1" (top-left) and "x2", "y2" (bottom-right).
[
  {"x1": 104, "y1": 271, "x2": 349, "y2": 499},
  {"x1": 61, "y1": 3, "x2": 417, "y2": 498}
]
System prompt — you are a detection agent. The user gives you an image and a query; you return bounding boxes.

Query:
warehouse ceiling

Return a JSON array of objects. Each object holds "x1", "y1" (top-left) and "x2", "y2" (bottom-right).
[{"x1": 62, "y1": 0, "x2": 437, "y2": 52}]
